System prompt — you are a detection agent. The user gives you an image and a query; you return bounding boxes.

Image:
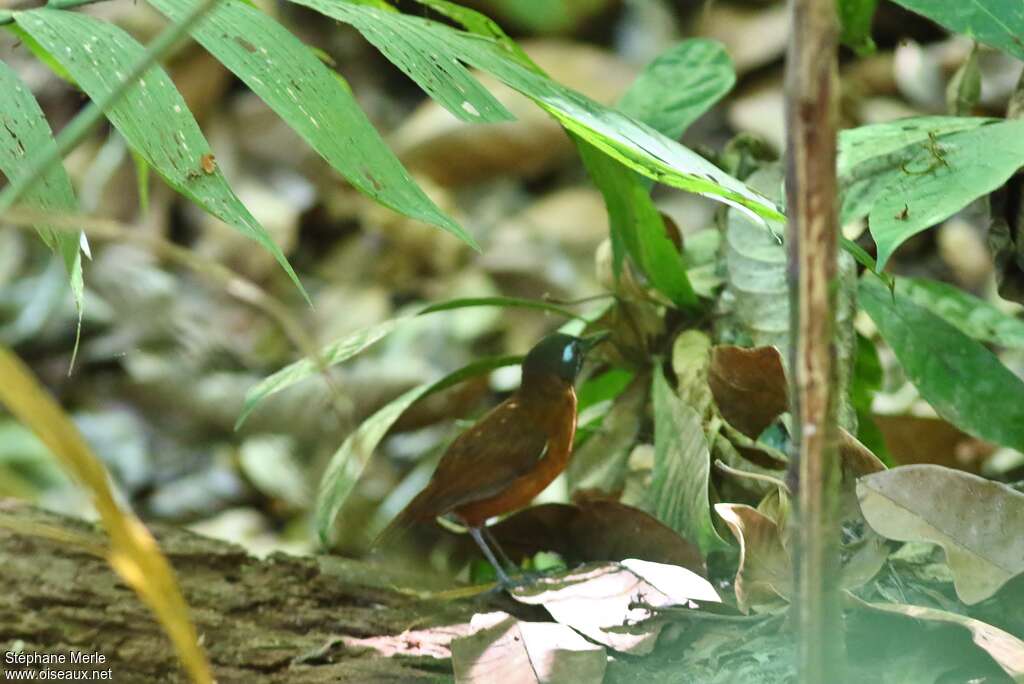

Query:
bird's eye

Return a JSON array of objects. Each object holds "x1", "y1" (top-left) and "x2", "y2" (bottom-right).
[{"x1": 562, "y1": 345, "x2": 574, "y2": 363}]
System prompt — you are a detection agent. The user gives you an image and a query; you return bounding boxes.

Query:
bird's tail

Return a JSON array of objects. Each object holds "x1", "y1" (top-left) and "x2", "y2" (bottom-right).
[{"x1": 373, "y1": 490, "x2": 435, "y2": 549}]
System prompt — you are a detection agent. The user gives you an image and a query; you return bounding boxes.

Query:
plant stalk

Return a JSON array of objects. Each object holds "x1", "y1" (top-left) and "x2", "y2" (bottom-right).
[{"x1": 783, "y1": 0, "x2": 845, "y2": 680}]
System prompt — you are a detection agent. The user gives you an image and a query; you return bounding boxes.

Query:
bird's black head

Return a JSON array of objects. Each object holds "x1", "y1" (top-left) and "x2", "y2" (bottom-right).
[{"x1": 521, "y1": 332, "x2": 608, "y2": 385}]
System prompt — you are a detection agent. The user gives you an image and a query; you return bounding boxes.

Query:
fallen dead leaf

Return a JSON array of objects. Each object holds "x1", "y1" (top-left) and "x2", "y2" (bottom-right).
[
  {"x1": 510, "y1": 560, "x2": 720, "y2": 655},
  {"x1": 714, "y1": 503, "x2": 791, "y2": 614},
  {"x1": 451, "y1": 612, "x2": 606, "y2": 684},
  {"x1": 858, "y1": 464, "x2": 1024, "y2": 604}
]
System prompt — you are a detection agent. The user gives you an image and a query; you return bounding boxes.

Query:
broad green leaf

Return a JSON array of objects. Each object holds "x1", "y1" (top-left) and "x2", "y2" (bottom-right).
[
  {"x1": 408, "y1": 0, "x2": 537, "y2": 69},
  {"x1": 860, "y1": 276, "x2": 1024, "y2": 449},
  {"x1": 0, "y1": 59, "x2": 84, "y2": 318},
  {"x1": 838, "y1": 0, "x2": 878, "y2": 56},
  {"x1": 15, "y1": 8, "x2": 307, "y2": 302},
  {"x1": 419, "y1": 296, "x2": 579, "y2": 319},
  {"x1": 236, "y1": 317, "x2": 405, "y2": 429},
  {"x1": 577, "y1": 368, "x2": 634, "y2": 413},
  {"x1": 315, "y1": 355, "x2": 520, "y2": 545},
  {"x1": 900, "y1": 277, "x2": 1024, "y2": 349},
  {"x1": 858, "y1": 464, "x2": 1024, "y2": 604},
  {"x1": 649, "y1": 368, "x2": 726, "y2": 556},
  {"x1": 869, "y1": 120, "x2": 1024, "y2": 268},
  {"x1": 891, "y1": 0, "x2": 1024, "y2": 61},
  {"x1": 838, "y1": 116, "x2": 992, "y2": 225},
  {"x1": 147, "y1": 0, "x2": 473, "y2": 247},
  {"x1": 618, "y1": 39, "x2": 735, "y2": 142},
  {"x1": 288, "y1": 0, "x2": 782, "y2": 222}
]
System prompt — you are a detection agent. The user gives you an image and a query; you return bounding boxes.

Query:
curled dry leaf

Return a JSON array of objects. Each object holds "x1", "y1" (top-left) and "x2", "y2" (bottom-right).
[
  {"x1": 510, "y1": 560, "x2": 720, "y2": 655},
  {"x1": 451, "y1": 612, "x2": 606, "y2": 684},
  {"x1": 488, "y1": 500, "x2": 706, "y2": 575},
  {"x1": 708, "y1": 345, "x2": 788, "y2": 440},
  {"x1": 855, "y1": 600, "x2": 1024, "y2": 682},
  {"x1": 857, "y1": 464, "x2": 1024, "y2": 604},
  {"x1": 714, "y1": 503, "x2": 791, "y2": 614}
]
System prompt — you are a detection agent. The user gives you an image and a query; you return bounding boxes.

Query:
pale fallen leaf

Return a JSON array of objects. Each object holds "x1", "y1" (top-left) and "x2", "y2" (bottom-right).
[
  {"x1": 714, "y1": 503, "x2": 791, "y2": 613},
  {"x1": 451, "y1": 612, "x2": 606, "y2": 684},
  {"x1": 858, "y1": 464, "x2": 1024, "y2": 604},
  {"x1": 510, "y1": 560, "x2": 720, "y2": 654}
]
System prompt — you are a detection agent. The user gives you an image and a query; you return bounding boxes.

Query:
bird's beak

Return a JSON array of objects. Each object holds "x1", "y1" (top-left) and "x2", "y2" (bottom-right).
[{"x1": 579, "y1": 331, "x2": 610, "y2": 354}]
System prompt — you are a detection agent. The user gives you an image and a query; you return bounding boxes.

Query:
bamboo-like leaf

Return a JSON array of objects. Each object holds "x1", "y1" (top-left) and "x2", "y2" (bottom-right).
[
  {"x1": 15, "y1": 8, "x2": 308, "y2": 301},
  {"x1": 236, "y1": 317, "x2": 405, "y2": 429},
  {"x1": 147, "y1": 0, "x2": 473, "y2": 247},
  {"x1": 286, "y1": 0, "x2": 781, "y2": 222},
  {"x1": 0, "y1": 347, "x2": 213, "y2": 684},
  {"x1": 0, "y1": 59, "x2": 84, "y2": 318},
  {"x1": 315, "y1": 355, "x2": 521, "y2": 545},
  {"x1": 419, "y1": 296, "x2": 579, "y2": 318}
]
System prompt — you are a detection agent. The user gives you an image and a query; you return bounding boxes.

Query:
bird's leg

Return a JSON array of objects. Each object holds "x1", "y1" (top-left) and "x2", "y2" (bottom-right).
[
  {"x1": 483, "y1": 527, "x2": 518, "y2": 574},
  {"x1": 468, "y1": 526, "x2": 512, "y2": 587}
]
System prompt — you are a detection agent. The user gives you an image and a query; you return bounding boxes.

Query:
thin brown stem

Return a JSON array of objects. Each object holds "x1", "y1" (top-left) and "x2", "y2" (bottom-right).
[{"x1": 784, "y1": 0, "x2": 845, "y2": 680}]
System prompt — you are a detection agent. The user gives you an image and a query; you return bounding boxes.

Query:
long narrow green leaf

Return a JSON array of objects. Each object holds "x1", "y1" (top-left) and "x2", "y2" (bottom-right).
[
  {"x1": 860, "y1": 276, "x2": 1024, "y2": 450},
  {"x1": 147, "y1": 0, "x2": 474, "y2": 248},
  {"x1": 15, "y1": 8, "x2": 308, "y2": 301},
  {"x1": 0, "y1": 59, "x2": 84, "y2": 317},
  {"x1": 315, "y1": 355, "x2": 521, "y2": 545},
  {"x1": 236, "y1": 317, "x2": 405, "y2": 429},
  {"x1": 286, "y1": 0, "x2": 781, "y2": 222},
  {"x1": 419, "y1": 296, "x2": 580, "y2": 319}
]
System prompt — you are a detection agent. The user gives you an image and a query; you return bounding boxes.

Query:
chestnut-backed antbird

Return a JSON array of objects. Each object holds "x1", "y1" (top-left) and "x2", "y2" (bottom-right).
[{"x1": 377, "y1": 332, "x2": 608, "y2": 586}]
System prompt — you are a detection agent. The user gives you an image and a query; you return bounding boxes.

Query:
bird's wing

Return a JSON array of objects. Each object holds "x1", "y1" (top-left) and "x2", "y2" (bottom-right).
[{"x1": 412, "y1": 398, "x2": 550, "y2": 515}]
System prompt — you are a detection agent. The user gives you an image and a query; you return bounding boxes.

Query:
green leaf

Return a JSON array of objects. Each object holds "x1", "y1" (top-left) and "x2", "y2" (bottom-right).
[
  {"x1": 577, "y1": 368, "x2": 634, "y2": 413},
  {"x1": 900, "y1": 277, "x2": 1024, "y2": 349},
  {"x1": 838, "y1": 115, "x2": 992, "y2": 225},
  {"x1": 580, "y1": 40, "x2": 734, "y2": 308},
  {"x1": 649, "y1": 368, "x2": 726, "y2": 556},
  {"x1": 288, "y1": 0, "x2": 781, "y2": 222},
  {"x1": 617, "y1": 39, "x2": 735, "y2": 142},
  {"x1": 418, "y1": 296, "x2": 579, "y2": 319},
  {"x1": 579, "y1": 141, "x2": 696, "y2": 308},
  {"x1": 868, "y1": 120, "x2": 1024, "y2": 268},
  {"x1": 0, "y1": 59, "x2": 84, "y2": 319},
  {"x1": 858, "y1": 464, "x2": 1024, "y2": 604},
  {"x1": 315, "y1": 355, "x2": 521, "y2": 545},
  {"x1": 236, "y1": 317, "x2": 405, "y2": 429},
  {"x1": 838, "y1": 0, "x2": 878, "y2": 56},
  {"x1": 15, "y1": 8, "x2": 308, "y2": 302},
  {"x1": 891, "y1": 0, "x2": 1024, "y2": 61},
  {"x1": 859, "y1": 276, "x2": 1024, "y2": 450},
  {"x1": 147, "y1": 0, "x2": 473, "y2": 248}
]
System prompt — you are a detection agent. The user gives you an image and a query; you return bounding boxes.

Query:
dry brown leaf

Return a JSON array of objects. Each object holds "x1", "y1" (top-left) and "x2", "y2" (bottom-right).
[
  {"x1": 714, "y1": 503, "x2": 791, "y2": 614},
  {"x1": 872, "y1": 413, "x2": 994, "y2": 473},
  {"x1": 708, "y1": 345, "x2": 788, "y2": 439},
  {"x1": 488, "y1": 500, "x2": 706, "y2": 575},
  {"x1": 451, "y1": 612, "x2": 606, "y2": 684}
]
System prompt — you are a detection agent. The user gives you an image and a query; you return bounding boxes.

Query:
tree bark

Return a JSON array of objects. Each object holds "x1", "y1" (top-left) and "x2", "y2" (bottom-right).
[
  {"x1": 783, "y1": 0, "x2": 845, "y2": 680},
  {"x1": 0, "y1": 500, "x2": 513, "y2": 683}
]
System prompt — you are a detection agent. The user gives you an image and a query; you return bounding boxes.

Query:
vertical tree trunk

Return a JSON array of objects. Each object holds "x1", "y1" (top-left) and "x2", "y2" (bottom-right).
[{"x1": 783, "y1": 0, "x2": 845, "y2": 681}]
